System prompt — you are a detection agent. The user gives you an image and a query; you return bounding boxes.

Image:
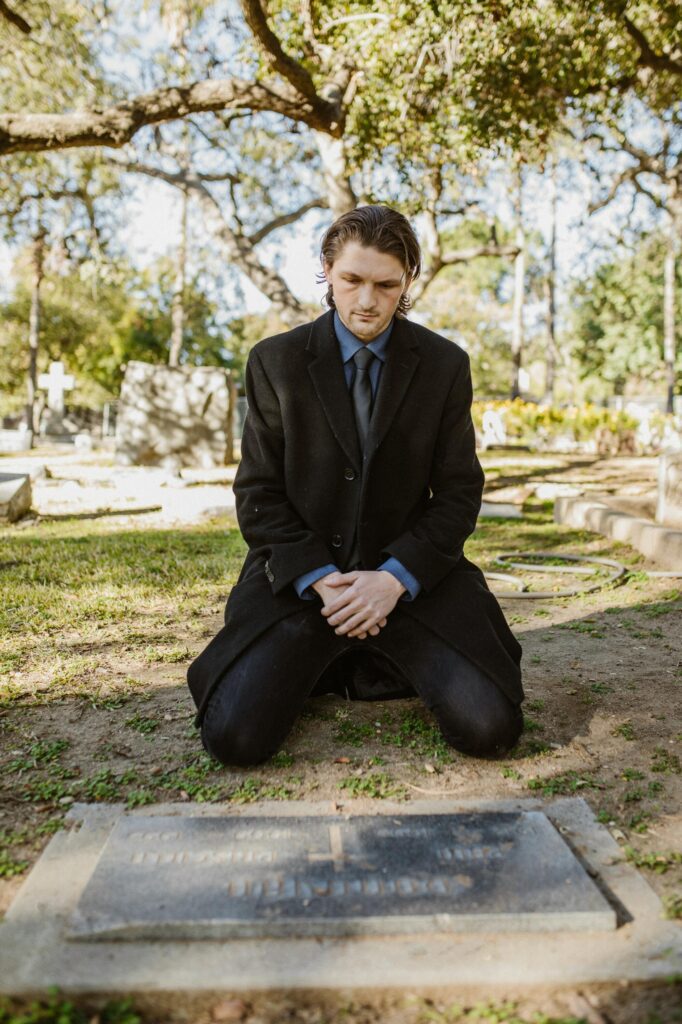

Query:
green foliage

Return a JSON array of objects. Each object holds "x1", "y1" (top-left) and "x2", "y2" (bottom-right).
[
  {"x1": 569, "y1": 229, "x2": 682, "y2": 400},
  {"x1": 0, "y1": 253, "x2": 229, "y2": 414},
  {"x1": 471, "y1": 398, "x2": 643, "y2": 447}
]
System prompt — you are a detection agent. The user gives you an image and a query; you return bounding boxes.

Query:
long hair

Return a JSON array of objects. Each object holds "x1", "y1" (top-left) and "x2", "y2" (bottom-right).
[{"x1": 317, "y1": 205, "x2": 422, "y2": 318}]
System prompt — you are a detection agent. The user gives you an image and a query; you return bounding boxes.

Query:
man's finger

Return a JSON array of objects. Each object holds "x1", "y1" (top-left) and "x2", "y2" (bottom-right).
[
  {"x1": 335, "y1": 611, "x2": 375, "y2": 635},
  {"x1": 321, "y1": 591, "x2": 358, "y2": 617}
]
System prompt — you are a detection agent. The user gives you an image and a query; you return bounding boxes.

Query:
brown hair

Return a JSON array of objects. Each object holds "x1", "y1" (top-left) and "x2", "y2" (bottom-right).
[{"x1": 317, "y1": 204, "x2": 421, "y2": 317}]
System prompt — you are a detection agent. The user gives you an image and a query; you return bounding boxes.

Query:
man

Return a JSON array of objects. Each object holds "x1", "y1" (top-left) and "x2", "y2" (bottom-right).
[{"x1": 187, "y1": 205, "x2": 523, "y2": 765}]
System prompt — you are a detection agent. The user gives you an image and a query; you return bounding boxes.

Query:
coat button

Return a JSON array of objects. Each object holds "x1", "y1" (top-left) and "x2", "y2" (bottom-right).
[
  {"x1": 344, "y1": 467, "x2": 356, "y2": 480},
  {"x1": 331, "y1": 534, "x2": 343, "y2": 547}
]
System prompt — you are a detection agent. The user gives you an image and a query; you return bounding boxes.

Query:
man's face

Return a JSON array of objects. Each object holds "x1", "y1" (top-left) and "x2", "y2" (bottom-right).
[{"x1": 323, "y1": 241, "x2": 411, "y2": 342}]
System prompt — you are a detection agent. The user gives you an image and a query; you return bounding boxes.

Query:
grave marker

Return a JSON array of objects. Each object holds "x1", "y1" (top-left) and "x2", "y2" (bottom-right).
[{"x1": 68, "y1": 811, "x2": 616, "y2": 940}]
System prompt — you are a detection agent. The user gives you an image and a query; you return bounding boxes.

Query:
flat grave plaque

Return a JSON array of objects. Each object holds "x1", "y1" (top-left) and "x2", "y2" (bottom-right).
[{"x1": 67, "y1": 812, "x2": 616, "y2": 940}]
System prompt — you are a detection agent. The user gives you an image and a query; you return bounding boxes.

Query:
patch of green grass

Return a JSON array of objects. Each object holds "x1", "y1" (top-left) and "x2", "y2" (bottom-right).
[
  {"x1": 412, "y1": 997, "x2": 588, "y2": 1023},
  {"x1": 333, "y1": 711, "x2": 376, "y2": 747},
  {"x1": 621, "y1": 768, "x2": 645, "y2": 781},
  {"x1": 339, "y1": 771, "x2": 408, "y2": 800},
  {"x1": 229, "y1": 776, "x2": 302, "y2": 803},
  {"x1": 526, "y1": 772, "x2": 602, "y2": 797},
  {"x1": 624, "y1": 846, "x2": 682, "y2": 874},
  {"x1": 6, "y1": 739, "x2": 71, "y2": 774},
  {"x1": 589, "y1": 681, "x2": 613, "y2": 695},
  {"x1": 379, "y1": 710, "x2": 453, "y2": 762},
  {"x1": 269, "y1": 750, "x2": 295, "y2": 768},
  {"x1": 524, "y1": 699, "x2": 545, "y2": 712},
  {"x1": 501, "y1": 767, "x2": 522, "y2": 780},
  {"x1": 651, "y1": 747, "x2": 681, "y2": 774},
  {"x1": 0, "y1": 850, "x2": 29, "y2": 878},
  {"x1": 663, "y1": 893, "x2": 682, "y2": 920},
  {"x1": 81, "y1": 768, "x2": 140, "y2": 802},
  {"x1": 612, "y1": 721, "x2": 636, "y2": 741},
  {"x1": 0, "y1": 989, "x2": 142, "y2": 1024},
  {"x1": 522, "y1": 716, "x2": 543, "y2": 733},
  {"x1": 124, "y1": 712, "x2": 160, "y2": 734},
  {"x1": 143, "y1": 645, "x2": 192, "y2": 664}
]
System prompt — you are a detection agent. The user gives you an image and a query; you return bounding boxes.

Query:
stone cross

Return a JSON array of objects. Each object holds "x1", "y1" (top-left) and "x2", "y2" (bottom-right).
[
  {"x1": 38, "y1": 361, "x2": 75, "y2": 415},
  {"x1": 307, "y1": 823, "x2": 366, "y2": 873}
]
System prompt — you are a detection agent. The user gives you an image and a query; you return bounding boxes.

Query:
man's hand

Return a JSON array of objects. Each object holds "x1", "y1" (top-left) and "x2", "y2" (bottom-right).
[
  {"x1": 317, "y1": 570, "x2": 404, "y2": 638},
  {"x1": 312, "y1": 572, "x2": 383, "y2": 641}
]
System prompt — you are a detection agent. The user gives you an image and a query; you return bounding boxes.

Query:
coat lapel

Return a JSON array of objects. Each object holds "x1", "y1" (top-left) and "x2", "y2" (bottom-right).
[
  {"x1": 306, "y1": 310, "x2": 362, "y2": 470},
  {"x1": 306, "y1": 309, "x2": 421, "y2": 469},
  {"x1": 365, "y1": 315, "x2": 420, "y2": 457}
]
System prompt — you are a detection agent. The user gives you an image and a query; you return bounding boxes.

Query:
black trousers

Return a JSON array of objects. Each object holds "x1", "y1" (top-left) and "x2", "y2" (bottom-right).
[{"x1": 199, "y1": 604, "x2": 523, "y2": 766}]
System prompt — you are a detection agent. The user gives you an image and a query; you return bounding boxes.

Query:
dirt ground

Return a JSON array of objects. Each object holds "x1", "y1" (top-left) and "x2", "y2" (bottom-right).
[{"x1": 0, "y1": 447, "x2": 680, "y2": 1023}]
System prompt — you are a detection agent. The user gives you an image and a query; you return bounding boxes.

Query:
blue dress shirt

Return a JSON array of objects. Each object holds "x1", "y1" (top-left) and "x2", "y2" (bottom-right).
[{"x1": 293, "y1": 310, "x2": 422, "y2": 603}]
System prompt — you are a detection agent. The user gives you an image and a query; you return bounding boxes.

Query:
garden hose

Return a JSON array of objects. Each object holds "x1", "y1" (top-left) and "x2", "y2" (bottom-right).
[{"x1": 486, "y1": 551, "x2": 682, "y2": 599}]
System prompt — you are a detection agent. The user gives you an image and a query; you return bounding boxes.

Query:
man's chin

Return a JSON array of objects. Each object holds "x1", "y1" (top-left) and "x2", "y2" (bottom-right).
[{"x1": 350, "y1": 315, "x2": 386, "y2": 339}]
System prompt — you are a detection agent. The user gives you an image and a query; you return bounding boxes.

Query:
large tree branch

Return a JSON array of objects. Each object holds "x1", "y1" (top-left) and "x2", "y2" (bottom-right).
[
  {"x1": 441, "y1": 243, "x2": 521, "y2": 265},
  {"x1": 108, "y1": 156, "x2": 309, "y2": 323},
  {"x1": 0, "y1": 0, "x2": 31, "y2": 34},
  {"x1": 621, "y1": 13, "x2": 682, "y2": 76},
  {"x1": 248, "y1": 197, "x2": 328, "y2": 244},
  {"x1": 0, "y1": 77, "x2": 341, "y2": 157},
  {"x1": 239, "y1": 0, "x2": 325, "y2": 105}
]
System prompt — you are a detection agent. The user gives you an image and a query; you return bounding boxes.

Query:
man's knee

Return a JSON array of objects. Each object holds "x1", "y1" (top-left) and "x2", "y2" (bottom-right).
[
  {"x1": 441, "y1": 701, "x2": 524, "y2": 759},
  {"x1": 201, "y1": 713, "x2": 278, "y2": 767}
]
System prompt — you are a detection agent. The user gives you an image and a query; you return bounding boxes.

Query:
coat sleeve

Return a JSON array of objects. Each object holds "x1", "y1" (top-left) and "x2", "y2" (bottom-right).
[
  {"x1": 379, "y1": 351, "x2": 484, "y2": 593},
  {"x1": 233, "y1": 346, "x2": 335, "y2": 595}
]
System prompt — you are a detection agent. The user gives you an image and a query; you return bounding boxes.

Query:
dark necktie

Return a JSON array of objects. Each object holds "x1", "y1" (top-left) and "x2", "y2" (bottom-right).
[{"x1": 351, "y1": 347, "x2": 375, "y2": 449}]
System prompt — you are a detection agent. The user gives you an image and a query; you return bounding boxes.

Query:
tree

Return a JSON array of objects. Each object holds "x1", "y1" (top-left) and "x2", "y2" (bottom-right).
[{"x1": 570, "y1": 228, "x2": 681, "y2": 401}]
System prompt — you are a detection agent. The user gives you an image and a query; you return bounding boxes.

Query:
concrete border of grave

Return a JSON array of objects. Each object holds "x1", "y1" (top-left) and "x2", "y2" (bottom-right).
[
  {"x1": 1, "y1": 797, "x2": 680, "y2": 998},
  {"x1": 555, "y1": 495, "x2": 682, "y2": 571},
  {"x1": 0, "y1": 472, "x2": 32, "y2": 522}
]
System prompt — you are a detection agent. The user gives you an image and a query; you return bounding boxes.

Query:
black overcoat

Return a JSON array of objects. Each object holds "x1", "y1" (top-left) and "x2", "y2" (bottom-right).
[{"x1": 187, "y1": 309, "x2": 523, "y2": 725}]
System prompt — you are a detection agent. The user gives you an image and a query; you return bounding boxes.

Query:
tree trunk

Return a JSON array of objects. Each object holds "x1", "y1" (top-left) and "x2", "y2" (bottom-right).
[
  {"x1": 25, "y1": 217, "x2": 46, "y2": 440},
  {"x1": 510, "y1": 161, "x2": 525, "y2": 400},
  {"x1": 169, "y1": 180, "x2": 189, "y2": 367},
  {"x1": 314, "y1": 132, "x2": 356, "y2": 218},
  {"x1": 663, "y1": 185, "x2": 680, "y2": 415},
  {"x1": 543, "y1": 154, "x2": 559, "y2": 405}
]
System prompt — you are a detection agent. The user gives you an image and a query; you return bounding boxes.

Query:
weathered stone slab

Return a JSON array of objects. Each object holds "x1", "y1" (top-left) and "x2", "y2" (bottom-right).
[
  {"x1": 0, "y1": 472, "x2": 31, "y2": 521},
  {"x1": 115, "y1": 361, "x2": 233, "y2": 469},
  {"x1": 67, "y1": 811, "x2": 615, "y2": 940},
  {"x1": 0, "y1": 427, "x2": 33, "y2": 453}
]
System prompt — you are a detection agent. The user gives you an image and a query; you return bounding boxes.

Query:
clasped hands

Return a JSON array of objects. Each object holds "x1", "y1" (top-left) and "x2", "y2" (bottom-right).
[{"x1": 311, "y1": 569, "x2": 406, "y2": 640}]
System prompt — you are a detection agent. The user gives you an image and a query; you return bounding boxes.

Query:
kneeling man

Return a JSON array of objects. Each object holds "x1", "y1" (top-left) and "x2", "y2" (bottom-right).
[{"x1": 187, "y1": 204, "x2": 523, "y2": 765}]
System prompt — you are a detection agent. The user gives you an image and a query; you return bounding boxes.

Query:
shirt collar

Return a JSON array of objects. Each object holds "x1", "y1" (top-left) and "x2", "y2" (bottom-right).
[{"x1": 333, "y1": 309, "x2": 393, "y2": 364}]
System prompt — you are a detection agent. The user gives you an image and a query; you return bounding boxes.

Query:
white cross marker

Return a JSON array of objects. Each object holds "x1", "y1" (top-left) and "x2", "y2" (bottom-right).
[
  {"x1": 37, "y1": 361, "x2": 75, "y2": 414},
  {"x1": 307, "y1": 824, "x2": 364, "y2": 873}
]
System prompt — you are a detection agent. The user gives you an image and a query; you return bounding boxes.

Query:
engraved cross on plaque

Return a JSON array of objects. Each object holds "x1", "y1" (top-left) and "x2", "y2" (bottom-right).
[{"x1": 307, "y1": 823, "x2": 366, "y2": 873}]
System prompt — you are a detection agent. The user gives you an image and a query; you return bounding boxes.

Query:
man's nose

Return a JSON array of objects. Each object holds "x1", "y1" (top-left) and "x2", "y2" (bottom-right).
[{"x1": 357, "y1": 284, "x2": 376, "y2": 308}]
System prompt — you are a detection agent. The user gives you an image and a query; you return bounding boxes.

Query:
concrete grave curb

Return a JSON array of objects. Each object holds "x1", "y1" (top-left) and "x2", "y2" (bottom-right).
[
  {"x1": 555, "y1": 495, "x2": 682, "y2": 571},
  {"x1": 1, "y1": 797, "x2": 680, "y2": 997}
]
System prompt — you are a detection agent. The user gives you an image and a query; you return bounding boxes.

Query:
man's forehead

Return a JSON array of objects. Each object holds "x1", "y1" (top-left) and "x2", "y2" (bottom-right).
[{"x1": 329, "y1": 241, "x2": 407, "y2": 279}]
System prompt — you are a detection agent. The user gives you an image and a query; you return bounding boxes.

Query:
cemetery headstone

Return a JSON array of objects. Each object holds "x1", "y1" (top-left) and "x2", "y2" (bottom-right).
[
  {"x1": 657, "y1": 449, "x2": 682, "y2": 528},
  {"x1": 0, "y1": 425, "x2": 33, "y2": 453},
  {"x1": 115, "y1": 361, "x2": 232, "y2": 469},
  {"x1": 38, "y1": 361, "x2": 75, "y2": 435},
  {"x1": 0, "y1": 472, "x2": 32, "y2": 522},
  {"x1": 481, "y1": 409, "x2": 507, "y2": 449},
  {"x1": 68, "y1": 811, "x2": 615, "y2": 940}
]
